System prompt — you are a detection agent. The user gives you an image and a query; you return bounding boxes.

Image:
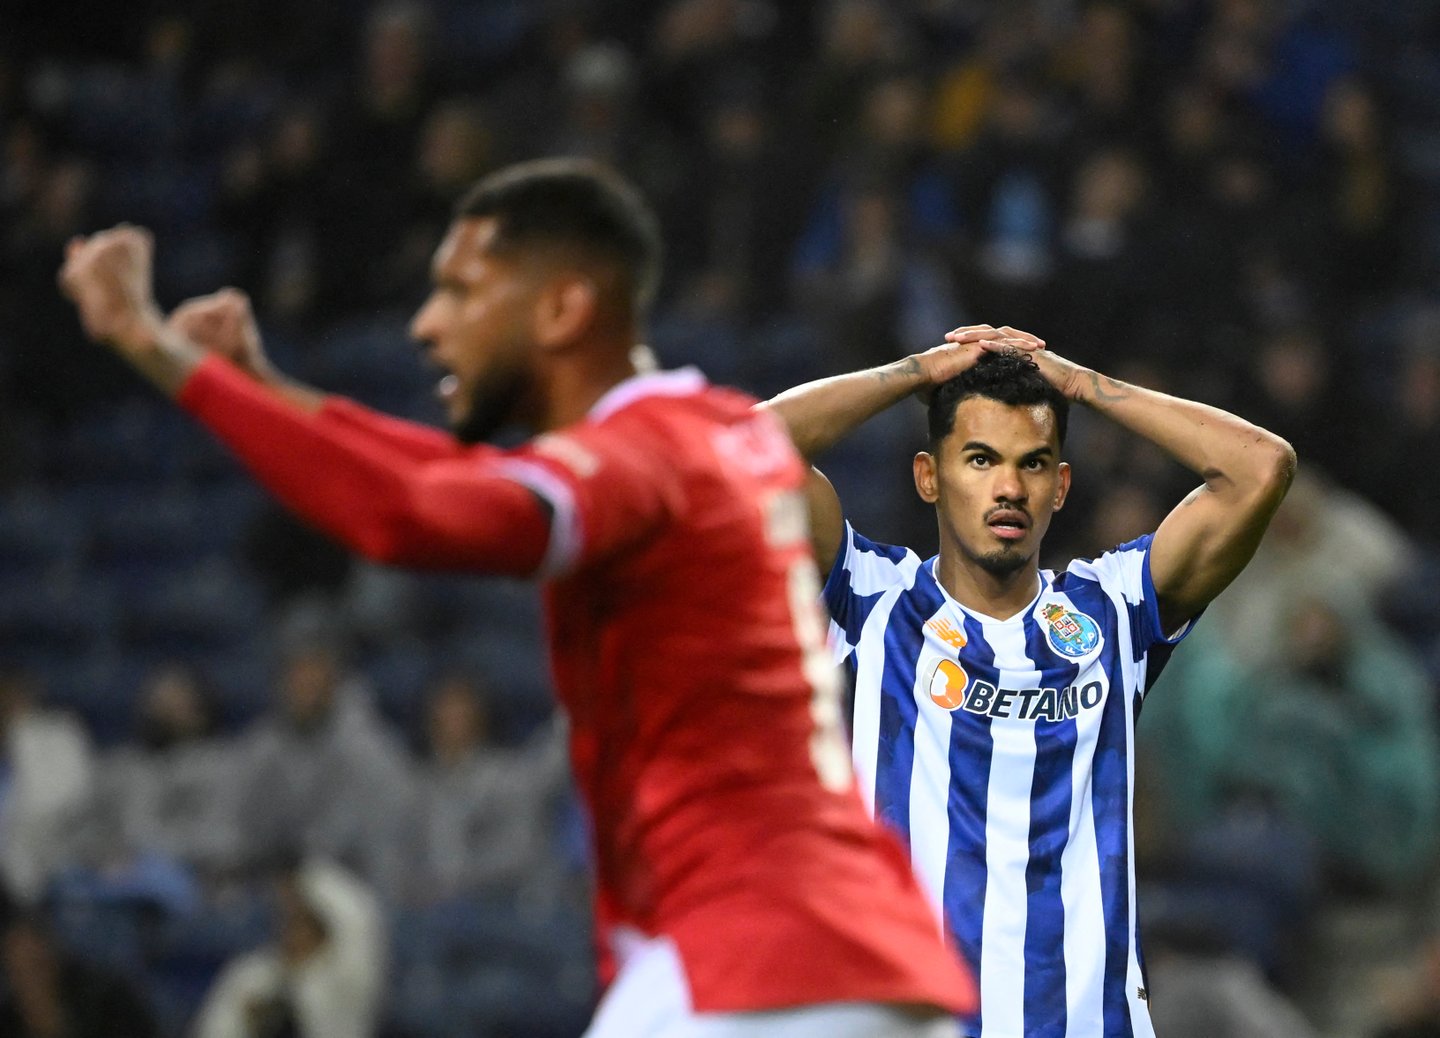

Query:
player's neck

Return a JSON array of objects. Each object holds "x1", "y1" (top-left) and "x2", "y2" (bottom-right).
[
  {"x1": 935, "y1": 552, "x2": 1042, "y2": 622},
  {"x1": 536, "y1": 332, "x2": 647, "y2": 431}
]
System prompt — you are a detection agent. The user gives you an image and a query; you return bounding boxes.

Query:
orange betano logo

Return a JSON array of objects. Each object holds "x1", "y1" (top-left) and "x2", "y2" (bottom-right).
[{"x1": 929, "y1": 659, "x2": 969, "y2": 710}]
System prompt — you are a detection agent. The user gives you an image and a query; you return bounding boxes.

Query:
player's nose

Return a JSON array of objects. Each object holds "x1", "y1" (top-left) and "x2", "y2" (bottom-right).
[
  {"x1": 992, "y1": 464, "x2": 1026, "y2": 501},
  {"x1": 409, "y1": 297, "x2": 440, "y2": 348}
]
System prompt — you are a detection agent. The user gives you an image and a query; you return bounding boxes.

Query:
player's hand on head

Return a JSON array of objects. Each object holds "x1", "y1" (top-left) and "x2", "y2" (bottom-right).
[
  {"x1": 910, "y1": 340, "x2": 985, "y2": 401},
  {"x1": 168, "y1": 288, "x2": 270, "y2": 377},
  {"x1": 57, "y1": 224, "x2": 165, "y2": 357},
  {"x1": 945, "y1": 324, "x2": 1045, "y2": 350},
  {"x1": 909, "y1": 324, "x2": 1047, "y2": 400}
]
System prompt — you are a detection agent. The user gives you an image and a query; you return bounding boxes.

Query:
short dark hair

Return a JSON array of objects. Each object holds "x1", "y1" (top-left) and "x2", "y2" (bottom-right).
[
  {"x1": 456, "y1": 158, "x2": 663, "y2": 316},
  {"x1": 927, "y1": 351, "x2": 1069, "y2": 449}
]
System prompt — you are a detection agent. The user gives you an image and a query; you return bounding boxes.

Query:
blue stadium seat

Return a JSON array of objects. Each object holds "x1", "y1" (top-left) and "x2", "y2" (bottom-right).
[
  {"x1": 0, "y1": 487, "x2": 85, "y2": 583},
  {"x1": 119, "y1": 559, "x2": 266, "y2": 667},
  {"x1": 0, "y1": 576, "x2": 118, "y2": 667}
]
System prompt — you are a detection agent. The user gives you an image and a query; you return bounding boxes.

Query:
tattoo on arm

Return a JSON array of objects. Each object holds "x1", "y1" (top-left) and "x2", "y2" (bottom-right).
[
  {"x1": 1088, "y1": 371, "x2": 1132, "y2": 403},
  {"x1": 879, "y1": 357, "x2": 922, "y2": 383}
]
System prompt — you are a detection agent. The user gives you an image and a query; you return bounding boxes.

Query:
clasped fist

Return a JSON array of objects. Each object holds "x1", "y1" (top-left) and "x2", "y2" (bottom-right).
[{"x1": 58, "y1": 224, "x2": 164, "y2": 356}]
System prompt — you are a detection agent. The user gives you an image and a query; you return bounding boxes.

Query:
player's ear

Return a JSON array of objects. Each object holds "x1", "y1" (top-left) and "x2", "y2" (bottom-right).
[
  {"x1": 914, "y1": 451, "x2": 940, "y2": 505},
  {"x1": 1053, "y1": 461, "x2": 1071, "y2": 511},
  {"x1": 534, "y1": 275, "x2": 597, "y2": 351}
]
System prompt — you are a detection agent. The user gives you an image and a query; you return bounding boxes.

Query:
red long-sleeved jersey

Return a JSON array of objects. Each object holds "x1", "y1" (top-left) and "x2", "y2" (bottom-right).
[{"x1": 179, "y1": 356, "x2": 976, "y2": 1014}]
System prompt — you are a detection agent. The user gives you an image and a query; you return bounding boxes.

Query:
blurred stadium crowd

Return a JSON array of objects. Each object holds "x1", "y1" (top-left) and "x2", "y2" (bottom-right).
[{"x1": 2, "y1": 0, "x2": 1440, "y2": 1035}]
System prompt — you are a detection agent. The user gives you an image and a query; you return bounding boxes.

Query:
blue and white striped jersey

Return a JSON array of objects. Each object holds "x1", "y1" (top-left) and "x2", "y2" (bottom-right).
[{"x1": 823, "y1": 522, "x2": 1192, "y2": 1038}]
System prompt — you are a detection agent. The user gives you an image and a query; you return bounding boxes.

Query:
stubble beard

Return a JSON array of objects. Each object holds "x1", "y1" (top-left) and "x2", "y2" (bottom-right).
[
  {"x1": 967, "y1": 541, "x2": 1032, "y2": 578},
  {"x1": 452, "y1": 364, "x2": 531, "y2": 445}
]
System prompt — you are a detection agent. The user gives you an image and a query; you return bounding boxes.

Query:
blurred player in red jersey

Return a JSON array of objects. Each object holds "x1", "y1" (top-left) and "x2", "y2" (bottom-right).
[{"x1": 57, "y1": 159, "x2": 975, "y2": 1037}]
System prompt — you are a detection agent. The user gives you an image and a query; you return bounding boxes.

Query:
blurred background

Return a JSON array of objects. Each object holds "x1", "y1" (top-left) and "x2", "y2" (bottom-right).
[{"x1": 1, "y1": 0, "x2": 1438, "y2": 1035}]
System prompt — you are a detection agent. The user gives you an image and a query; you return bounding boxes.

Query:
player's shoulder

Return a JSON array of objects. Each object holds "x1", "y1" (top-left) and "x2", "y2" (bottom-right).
[
  {"x1": 827, "y1": 522, "x2": 925, "y2": 597},
  {"x1": 1055, "y1": 533, "x2": 1156, "y2": 590}
]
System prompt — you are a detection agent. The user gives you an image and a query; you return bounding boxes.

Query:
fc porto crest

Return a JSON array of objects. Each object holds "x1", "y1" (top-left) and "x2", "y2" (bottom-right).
[{"x1": 1041, "y1": 602, "x2": 1100, "y2": 658}]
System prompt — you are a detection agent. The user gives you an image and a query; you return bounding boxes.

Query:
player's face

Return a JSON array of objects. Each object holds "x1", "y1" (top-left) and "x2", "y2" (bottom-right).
[
  {"x1": 410, "y1": 217, "x2": 542, "y2": 443},
  {"x1": 915, "y1": 397, "x2": 1070, "y2": 579}
]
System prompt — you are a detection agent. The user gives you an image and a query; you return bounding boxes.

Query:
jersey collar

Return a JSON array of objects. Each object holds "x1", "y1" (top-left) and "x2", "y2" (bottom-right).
[
  {"x1": 928, "y1": 558, "x2": 1053, "y2": 624},
  {"x1": 588, "y1": 365, "x2": 708, "y2": 422}
]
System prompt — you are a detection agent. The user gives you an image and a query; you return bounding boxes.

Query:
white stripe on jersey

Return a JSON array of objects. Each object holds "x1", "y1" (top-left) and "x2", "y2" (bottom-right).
[
  {"x1": 1060, "y1": 670, "x2": 1106, "y2": 1035},
  {"x1": 977, "y1": 613, "x2": 1041, "y2": 1037},
  {"x1": 493, "y1": 458, "x2": 582, "y2": 577},
  {"x1": 908, "y1": 607, "x2": 958, "y2": 929}
]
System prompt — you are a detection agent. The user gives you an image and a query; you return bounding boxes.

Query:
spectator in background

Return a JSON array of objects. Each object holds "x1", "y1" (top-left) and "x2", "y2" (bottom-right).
[
  {"x1": 1189, "y1": 468, "x2": 1414, "y2": 671},
  {"x1": 0, "y1": 669, "x2": 93, "y2": 904},
  {"x1": 1359, "y1": 311, "x2": 1440, "y2": 554},
  {"x1": 666, "y1": 74, "x2": 812, "y2": 324},
  {"x1": 790, "y1": 0, "x2": 910, "y2": 164},
  {"x1": 80, "y1": 662, "x2": 243, "y2": 886},
  {"x1": 0, "y1": 899, "x2": 159, "y2": 1038},
  {"x1": 215, "y1": 103, "x2": 330, "y2": 330},
  {"x1": 1051, "y1": 144, "x2": 1160, "y2": 362},
  {"x1": 791, "y1": 175, "x2": 962, "y2": 372},
  {"x1": 319, "y1": 1, "x2": 442, "y2": 320},
  {"x1": 1302, "y1": 75, "x2": 1409, "y2": 316},
  {"x1": 540, "y1": 39, "x2": 685, "y2": 254},
  {"x1": 1051, "y1": 0, "x2": 1151, "y2": 147},
  {"x1": 193, "y1": 858, "x2": 386, "y2": 1038},
  {"x1": 950, "y1": 66, "x2": 1069, "y2": 332},
  {"x1": 929, "y1": 6, "x2": 1055, "y2": 156},
  {"x1": 1246, "y1": 595, "x2": 1438, "y2": 892},
  {"x1": 232, "y1": 635, "x2": 412, "y2": 891},
  {"x1": 792, "y1": 71, "x2": 962, "y2": 366},
  {"x1": 1143, "y1": 921, "x2": 1320, "y2": 1038},
  {"x1": 389, "y1": 97, "x2": 496, "y2": 303},
  {"x1": 1239, "y1": 324, "x2": 1358, "y2": 486},
  {"x1": 395, "y1": 671, "x2": 570, "y2": 908},
  {"x1": 1374, "y1": 920, "x2": 1440, "y2": 1038},
  {"x1": 0, "y1": 143, "x2": 133, "y2": 425}
]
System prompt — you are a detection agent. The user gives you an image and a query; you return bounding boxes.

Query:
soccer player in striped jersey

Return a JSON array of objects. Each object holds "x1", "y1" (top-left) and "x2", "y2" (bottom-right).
[{"x1": 761, "y1": 326, "x2": 1296, "y2": 1038}]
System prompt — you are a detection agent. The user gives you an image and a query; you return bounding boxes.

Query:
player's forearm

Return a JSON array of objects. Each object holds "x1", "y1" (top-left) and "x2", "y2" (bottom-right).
[
  {"x1": 113, "y1": 319, "x2": 208, "y2": 397},
  {"x1": 1072, "y1": 367, "x2": 1296, "y2": 506},
  {"x1": 178, "y1": 356, "x2": 547, "y2": 573},
  {"x1": 248, "y1": 362, "x2": 327, "y2": 413},
  {"x1": 317, "y1": 397, "x2": 461, "y2": 462},
  {"x1": 760, "y1": 356, "x2": 927, "y2": 461}
]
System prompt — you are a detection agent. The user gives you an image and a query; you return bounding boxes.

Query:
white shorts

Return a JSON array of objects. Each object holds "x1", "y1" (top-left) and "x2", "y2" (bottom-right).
[{"x1": 583, "y1": 933, "x2": 961, "y2": 1038}]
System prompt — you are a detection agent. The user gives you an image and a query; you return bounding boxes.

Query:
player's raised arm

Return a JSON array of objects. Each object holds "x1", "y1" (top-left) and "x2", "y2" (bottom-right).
[
  {"x1": 169, "y1": 288, "x2": 461, "y2": 463},
  {"x1": 758, "y1": 325, "x2": 1042, "y2": 571},
  {"x1": 58, "y1": 225, "x2": 551, "y2": 575},
  {"x1": 167, "y1": 287, "x2": 325, "y2": 411},
  {"x1": 946, "y1": 327, "x2": 1296, "y2": 633}
]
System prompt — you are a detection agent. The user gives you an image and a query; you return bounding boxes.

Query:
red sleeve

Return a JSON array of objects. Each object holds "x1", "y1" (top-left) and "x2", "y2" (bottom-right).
[
  {"x1": 501, "y1": 419, "x2": 677, "y2": 576},
  {"x1": 317, "y1": 396, "x2": 464, "y2": 463},
  {"x1": 177, "y1": 356, "x2": 549, "y2": 575}
]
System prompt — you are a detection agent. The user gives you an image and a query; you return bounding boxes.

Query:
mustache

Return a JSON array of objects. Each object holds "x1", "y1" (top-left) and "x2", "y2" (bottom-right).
[{"x1": 983, "y1": 503, "x2": 1031, "y2": 522}]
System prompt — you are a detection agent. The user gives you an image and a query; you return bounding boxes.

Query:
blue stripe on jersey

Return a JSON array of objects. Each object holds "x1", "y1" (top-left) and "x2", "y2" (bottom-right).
[
  {"x1": 822, "y1": 535, "x2": 906, "y2": 652},
  {"x1": 1086, "y1": 582, "x2": 1135, "y2": 1038},
  {"x1": 1022, "y1": 613, "x2": 1079, "y2": 1038},
  {"x1": 945, "y1": 608, "x2": 994, "y2": 1036},
  {"x1": 872, "y1": 568, "x2": 946, "y2": 852}
]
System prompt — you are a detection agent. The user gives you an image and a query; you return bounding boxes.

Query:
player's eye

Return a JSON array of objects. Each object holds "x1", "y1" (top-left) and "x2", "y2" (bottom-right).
[{"x1": 967, "y1": 455, "x2": 990, "y2": 468}]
